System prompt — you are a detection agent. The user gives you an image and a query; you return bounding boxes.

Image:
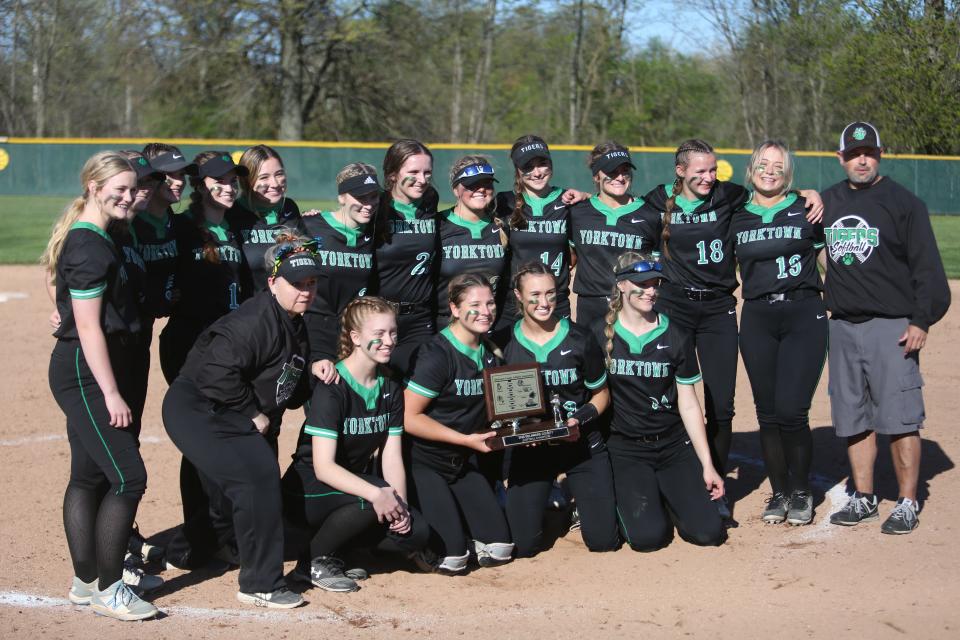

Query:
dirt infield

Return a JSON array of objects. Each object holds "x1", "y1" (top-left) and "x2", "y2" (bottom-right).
[{"x1": 1, "y1": 264, "x2": 958, "y2": 639}]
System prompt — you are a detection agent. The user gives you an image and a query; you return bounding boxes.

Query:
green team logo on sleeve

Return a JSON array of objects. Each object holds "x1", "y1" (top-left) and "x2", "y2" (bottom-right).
[{"x1": 825, "y1": 215, "x2": 879, "y2": 265}]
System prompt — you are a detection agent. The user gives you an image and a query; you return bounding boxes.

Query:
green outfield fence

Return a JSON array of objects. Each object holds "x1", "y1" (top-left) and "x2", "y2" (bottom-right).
[{"x1": 1, "y1": 137, "x2": 959, "y2": 213}]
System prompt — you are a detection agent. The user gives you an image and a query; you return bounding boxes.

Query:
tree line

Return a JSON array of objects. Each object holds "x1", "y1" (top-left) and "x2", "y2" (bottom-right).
[{"x1": 1, "y1": 0, "x2": 957, "y2": 154}]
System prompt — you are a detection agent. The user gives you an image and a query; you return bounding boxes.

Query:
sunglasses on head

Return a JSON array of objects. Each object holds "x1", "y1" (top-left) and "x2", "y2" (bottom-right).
[
  {"x1": 454, "y1": 164, "x2": 495, "y2": 182},
  {"x1": 615, "y1": 261, "x2": 662, "y2": 279}
]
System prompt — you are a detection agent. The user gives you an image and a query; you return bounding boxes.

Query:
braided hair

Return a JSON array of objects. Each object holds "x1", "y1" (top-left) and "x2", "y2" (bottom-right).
[
  {"x1": 508, "y1": 135, "x2": 550, "y2": 231},
  {"x1": 662, "y1": 139, "x2": 714, "y2": 260},
  {"x1": 602, "y1": 250, "x2": 651, "y2": 368},
  {"x1": 337, "y1": 296, "x2": 398, "y2": 361}
]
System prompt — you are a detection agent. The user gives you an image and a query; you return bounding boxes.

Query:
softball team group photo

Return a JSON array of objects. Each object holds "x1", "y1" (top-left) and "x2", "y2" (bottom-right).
[{"x1": 41, "y1": 122, "x2": 950, "y2": 621}]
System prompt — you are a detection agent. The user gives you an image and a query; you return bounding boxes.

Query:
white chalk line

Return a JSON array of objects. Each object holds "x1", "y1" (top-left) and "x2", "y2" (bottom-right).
[
  {"x1": 728, "y1": 451, "x2": 848, "y2": 541},
  {"x1": 0, "y1": 589, "x2": 546, "y2": 627},
  {"x1": 0, "y1": 291, "x2": 28, "y2": 303},
  {"x1": 0, "y1": 434, "x2": 165, "y2": 447}
]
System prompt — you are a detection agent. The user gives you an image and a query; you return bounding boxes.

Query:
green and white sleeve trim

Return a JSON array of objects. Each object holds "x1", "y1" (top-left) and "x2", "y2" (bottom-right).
[
  {"x1": 585, "y1": 372, "x2": 608, "y2": 389},
  {"x1": 387, "y1": 426, "x2": 404, "y2": 436},
  {"x1": 305, "y1": 425, "x2": 339, "y2": 439},
  {"x1": 676, "y1": 373, "x2": 702, "y2": 385},
  {"x1": 69, "y1": 283, "x2": 107, "y2": 299},
  {"x1": 813, "y1": 242, "x2": 825, "y2": 249},
  {"x1": 406, "y1": 380, "x2": 439, "y2": 398}
]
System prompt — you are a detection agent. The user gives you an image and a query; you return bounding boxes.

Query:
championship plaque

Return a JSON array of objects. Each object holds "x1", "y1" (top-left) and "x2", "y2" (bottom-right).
[{"x1": 481, "y1": 363, "x2": 577, "y2": 450}]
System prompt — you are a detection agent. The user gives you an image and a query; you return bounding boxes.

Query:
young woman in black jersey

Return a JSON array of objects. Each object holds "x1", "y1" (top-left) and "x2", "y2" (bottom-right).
[
  {"x1": 503, "y1": 262, "x2": 619, "y2": 556},
  {"x1": 596, "y1": 251, "x2": 726, "y2": 550},
  {"x1": 732, "y1": 141, "x2": 826, "y2": 525},
  {"x1": 303, "y1": 163, "x2": 380, "y2": 383},
  {"x1": 159, "y1": 151, "x2": 250, "y2": 383},
  {"x1": 137, "y1": 143, "x2": 195, "y2": 321},
  {"x1": 645, "y1": 139, "x2": 823, "y2": 519},
  {"x1": 373, "y1": 139, "x2": 439, "y2": 372},
  {"x1": 435, "y1": 156, "x2": 509, "y2": 325},
  {"x1": 494, "y1": 135, "x2": 590, "y2": 331},
  {"x1": 569, "y1": 142, "x2": 662, "y2": 329},
  {"x1": 159, "y1": 151, "x2": 252, "y2": 571},
  {"x1": 404, "y1": 273, "x2": 513, "y2": 572},
  {"x1": 283, "y1": 296, "x2": 429, "y2": 592},
  {"x1": 41, "y1": 151, "x2": 158, "y2": 620},
  {"x1": 229, "y1": 145, "x2": 310, "y2": 292},
  {"x1": 162, "y1": 236, "x2": 322, "y2": 609}
]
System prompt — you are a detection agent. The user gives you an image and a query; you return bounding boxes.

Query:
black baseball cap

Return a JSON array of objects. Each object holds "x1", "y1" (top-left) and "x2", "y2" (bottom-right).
[
  {"x1": 149, "y1": 151, "x2": 199, "y2": 176},
  {"x1": 273, "y1": 249, "x2": 323, "y2": 282},
  {"x1": 839, "y1": 122, "x2": 882, "y2": 153},
  {"x1": 615, "y1": 260, "x2": 666, "y2": 285},
  {"x1": 452, "y1": 163, "x2": 498, "y2": 188},
  {"x1": 590, "y1": 149, "x2": 636, "y2": 176},
  {"x1": 131, "y1": 155, "x2": 164, "y2": 183},
  {"x1": 338, "y1": 173, "x2": 381, "y2": 197},
  {"x1": 198, "y1": 154, "x2": 249, "y2": 179},
  {"x1": 511, "y1": 142, "x2": 551, "y2": 170}
]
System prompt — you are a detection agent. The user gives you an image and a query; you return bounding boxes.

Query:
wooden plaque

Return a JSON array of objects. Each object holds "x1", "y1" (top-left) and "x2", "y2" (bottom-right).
[{"x1": 482, "y1": 362, "x2": 546, "y2": 422}]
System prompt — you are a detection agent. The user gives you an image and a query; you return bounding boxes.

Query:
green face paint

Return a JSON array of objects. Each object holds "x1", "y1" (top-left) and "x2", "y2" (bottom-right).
[
  {"x1": 366, "y1": 339, "x2": 382, "y2": 350},
  {"x1": 527, "y1": 296, "x2": 540, "y2": 306},
  {"x1": 754, "y1": 163, "x2": 784, "y2": 177},
  {"x1": 466, "y1": 309, "x2": 480, "y2": 318},
  {"x1": 401, "y1": 176, "x2": 417, "y2": 186},
  {"x1": 546, "y1": 292, "x2": 557, "y2": 303}
]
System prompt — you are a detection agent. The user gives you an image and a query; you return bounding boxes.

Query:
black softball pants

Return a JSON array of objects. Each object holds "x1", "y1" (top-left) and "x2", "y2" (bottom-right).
[
  {"x1": 608, "y1": 428, "x2": 725, "y2": 551},
  {"x1": 49, "y1": 338, "x2": 147, "y2": 589},
  {"x1": 409, "y1": 460, "x2": 511, "y2": 557},
  {"x1": 162, "y1": 378, "x2": 284, "y2": 594},
  {"x1": 282, "y1": 468, "x2": 429, "y2": 559},
  {"x1": 506, "y1": 437, "x2": 619, "y2": 556},
  {"x1": 574, "y1": 294, "x2": 610, "y2": 329},
  {"x1": 739, "y1": 295, "x2": 827, "y2": 495},
  {"x1": 655, "y1": 288, "x2": 738, "y2": 475},
  {"x1": 389, "y1": 308, "x2": 436, "y2": 376}
]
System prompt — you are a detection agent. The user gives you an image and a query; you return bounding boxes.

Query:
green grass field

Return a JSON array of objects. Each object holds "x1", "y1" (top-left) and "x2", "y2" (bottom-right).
[{"x1": 3, "y1": 195, "x2": 960, "y2": 277}]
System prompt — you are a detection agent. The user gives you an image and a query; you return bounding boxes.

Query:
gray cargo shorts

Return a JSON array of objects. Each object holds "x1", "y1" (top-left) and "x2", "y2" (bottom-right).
[{"x1": 827, "y1": 317, "x2": 925, "y2": 438}]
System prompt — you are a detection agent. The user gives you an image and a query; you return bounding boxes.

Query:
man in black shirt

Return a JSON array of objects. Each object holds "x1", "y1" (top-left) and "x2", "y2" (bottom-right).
[{"x1": 823, "y1": 121, "x2": 950, "y2": 534}]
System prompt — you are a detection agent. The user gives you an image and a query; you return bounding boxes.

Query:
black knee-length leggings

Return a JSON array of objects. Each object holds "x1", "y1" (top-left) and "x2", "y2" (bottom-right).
[
  {"x1": 609, "y1": 427, "x2": 725, "y2": 551},
  {"x1": 739, "y1": 295, "x2": 827, "y2": 494},
  {"x1": 162, "y1": 378, "x2": 284, "y2": 594}
]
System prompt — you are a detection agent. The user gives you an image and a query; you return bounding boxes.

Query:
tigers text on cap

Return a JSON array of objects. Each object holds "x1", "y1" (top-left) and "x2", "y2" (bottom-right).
[
  {"x1": 338, "y1": 173, "x2": 381, "y2": 196},
  {"x1": 452, "y1": 163, "x2": 498, "y2": 188},
  {"x1": 839, "y1": 122, "x2": 881, "y2": 152},
  {"x1": 198, "y1": 154, "x2": 250, "y2": 179},
  {"x1": 149, "y1": 151, "x2": 199, "y2": 176},
  {"x1": 275, "y1": 251, "x2": 323, "y2": 282},
  {"x1": 590, "y1": 150, "x2": 636, "y2": 176},
  {"x1": 511, "y1": 142, "x2": 551, "y2": 169}
]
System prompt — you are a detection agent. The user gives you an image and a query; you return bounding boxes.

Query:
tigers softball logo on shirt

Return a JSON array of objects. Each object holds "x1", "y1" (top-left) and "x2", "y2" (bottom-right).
[
  {"x1": 825, "y1": 215, "x2": 880, "y2": 265},
  {"x1": 276, "y1": 354, "x2": 305, "y2": 403}
]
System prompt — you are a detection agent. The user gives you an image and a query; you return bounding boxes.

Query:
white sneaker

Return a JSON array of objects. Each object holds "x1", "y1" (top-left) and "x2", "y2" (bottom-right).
[{"x1": 89, "y1": 579, "x2": 159, "y2": 621}]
